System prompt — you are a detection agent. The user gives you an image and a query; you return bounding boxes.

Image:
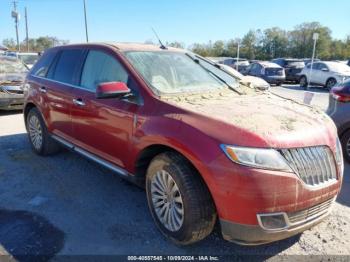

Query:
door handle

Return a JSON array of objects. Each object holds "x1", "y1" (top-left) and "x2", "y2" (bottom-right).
[
  {"x1": 73, "y1": 98, "x2": 86, "y2": 106},
  {"x1": 39, "y1": 86, "x2": 47, "y2": 93}
]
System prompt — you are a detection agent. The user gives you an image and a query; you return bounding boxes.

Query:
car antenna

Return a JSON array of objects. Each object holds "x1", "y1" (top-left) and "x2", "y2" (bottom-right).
[{"x1": 151, "y1": 27, "x2": 167, "y2": 50}]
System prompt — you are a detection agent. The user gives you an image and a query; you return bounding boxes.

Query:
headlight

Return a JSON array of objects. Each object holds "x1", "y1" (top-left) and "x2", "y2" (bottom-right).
[
  {"x1": 335, "y1": 137, "x2": 344, "y2": 176},
  {"x1": 221, "y1": 145, "x2": 293, "y2": 172}
]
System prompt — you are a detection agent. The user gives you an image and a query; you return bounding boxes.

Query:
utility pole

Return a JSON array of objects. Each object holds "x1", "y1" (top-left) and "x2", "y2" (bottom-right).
[
  {"x1": 25, "y1": 7, "x2": 29, "y2": 52},
  {"x1": 11, "y1": 0, "x2": 20, "y2": 51},
  {"x1": 307, "y1": 33, "x2": 319, "y2": 89},
  {"x1": 236, "y1": 39, "x2": 240, "y2": 71},
  {"x1": 83, "y1": 0, "x2": 89, "y2": 42}
]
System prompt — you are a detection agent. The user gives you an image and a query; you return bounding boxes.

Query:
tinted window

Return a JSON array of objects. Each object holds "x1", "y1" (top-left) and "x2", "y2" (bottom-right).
[
  {"x1": 81, "y1": 50, "x2": 129, "y2": 91},
  {"x1": 250, "y1": 64, "x2": 261, "y2": 74},
  {"x1": 52, "y1": 49, "x2": 85, "y2": 84},
  {"x1": 312, "y1": 63, "x2": 321, "y2": 70},
  {"x1": 318, "y1": 63, "x2": 328, "y2": 71},
  {"x1": 31, "y1": 50, "x2": 57, "y2": 77}
]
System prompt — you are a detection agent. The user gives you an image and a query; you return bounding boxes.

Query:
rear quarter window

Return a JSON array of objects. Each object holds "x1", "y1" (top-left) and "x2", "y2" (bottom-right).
[{"x1": 31, "y1": 50, "x2": 57, "y2": 77}]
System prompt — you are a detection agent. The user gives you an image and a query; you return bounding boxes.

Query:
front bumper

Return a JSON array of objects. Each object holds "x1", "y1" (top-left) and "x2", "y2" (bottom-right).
[
  {"x1": 262, "y1": 76, "x2": 285, "y2": 84},
  {"x1": 220, "y1": 207, "x2": 330, "y2": 245},
  {"x1": 0, "y1": 93, "x2": 24, "y2": 110},
  {"x1": 200, "y1": 152, "x2": 342, "y2": 245}
]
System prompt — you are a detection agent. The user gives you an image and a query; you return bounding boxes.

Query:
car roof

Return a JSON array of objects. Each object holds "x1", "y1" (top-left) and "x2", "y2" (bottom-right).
[
  {"x1": 273, "y1": 58, "x2": 303, "y2": 61},
  {"x1": 51, "y1": 42, "x2": 185, "y2": 52},
  {"x1": 18, "y1": 52, "x2": 39, "y2": 55},
  {"x1": 0, "y1": 56, "x2": 20, "y2": 62}
]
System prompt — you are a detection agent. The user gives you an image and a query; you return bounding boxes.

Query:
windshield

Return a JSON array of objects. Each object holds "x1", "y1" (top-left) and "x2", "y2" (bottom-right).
[
  {"x1": 0, "y1": 59, "x2": 28, "y2": 74},
  {"x1": 125, "y1": 51, "x2": 238, "y2": 95},
  {"x1": 19, "y1": 54, "x2": 38, "y2": 65}
]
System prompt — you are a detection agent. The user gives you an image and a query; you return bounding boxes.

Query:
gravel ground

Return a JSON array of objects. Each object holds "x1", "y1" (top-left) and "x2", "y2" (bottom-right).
[{"x1": 0, "y1": 88, "x2": 349, "y2": 260}]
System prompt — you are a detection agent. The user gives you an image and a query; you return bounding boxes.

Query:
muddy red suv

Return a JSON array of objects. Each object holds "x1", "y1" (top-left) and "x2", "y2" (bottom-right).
[{"x1": 24, "y1": 43, "x2": 344, "y2": 245}]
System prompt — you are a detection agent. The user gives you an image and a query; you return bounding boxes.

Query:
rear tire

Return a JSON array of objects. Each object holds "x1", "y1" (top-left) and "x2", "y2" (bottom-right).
[
  {"x1": 26, "y1": 107, "x2": 60, "y2": 156},
  {"x1": 146, "y1": 152, "x2": 216, "y2": 245},
  {"x1": 341, "y1": 130, "x2": 350, "y2": 163},
  {"x1": 300, "y1": 76, "x2": 308, "y2": 89}
]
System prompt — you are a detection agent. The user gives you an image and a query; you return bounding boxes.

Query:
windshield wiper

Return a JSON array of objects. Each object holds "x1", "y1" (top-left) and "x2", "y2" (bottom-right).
[{"x1": 185, "y1": 53, "x2": 242, "y2": 95}]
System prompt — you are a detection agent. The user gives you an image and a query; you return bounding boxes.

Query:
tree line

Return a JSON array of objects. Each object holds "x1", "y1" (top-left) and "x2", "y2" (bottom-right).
[
  {"x1": 2, "y1": 22, "x2": 349, "y2": 60},
  {"x1": 189, "y1": 22, "x2": 350, "y2": 60},
  {"x1": 2, "y1": 36, "x2": 69, "y2": 53}
]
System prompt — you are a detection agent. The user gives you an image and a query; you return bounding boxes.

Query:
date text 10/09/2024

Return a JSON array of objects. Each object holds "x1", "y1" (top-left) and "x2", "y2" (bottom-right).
[{"x1": 127, "y1": 256, "x2": 220, "y2": 261}]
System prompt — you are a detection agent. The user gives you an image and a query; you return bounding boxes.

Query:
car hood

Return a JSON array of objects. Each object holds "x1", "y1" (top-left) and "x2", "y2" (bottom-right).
[
  {"x1": 0, "y1": 73, "x2": 26, "y2": 84},
  {"x1": 161, "y1": 88, "x2": 336, "y2": 148}
]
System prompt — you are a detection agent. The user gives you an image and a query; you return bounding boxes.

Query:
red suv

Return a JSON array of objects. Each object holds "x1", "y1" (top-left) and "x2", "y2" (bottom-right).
[{"x1": 24, "y1": 43, "x2": 344, "y2": 245}]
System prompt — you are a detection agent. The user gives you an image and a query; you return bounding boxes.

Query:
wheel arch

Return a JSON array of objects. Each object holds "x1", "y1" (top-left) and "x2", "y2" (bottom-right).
[{"x1": 23, "y1": 102, "x2": 37, "y2": 129}]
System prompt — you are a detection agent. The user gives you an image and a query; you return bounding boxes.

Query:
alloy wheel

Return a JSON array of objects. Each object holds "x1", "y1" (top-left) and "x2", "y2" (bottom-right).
[
  {"x1": 327, "y1": 79, "x2": 336, "y2": 89},
  {"x1": 28, "y1": 115, "x2": 43, "y2": 150},
  {"x1": 151, "y1": 170, "x2": 184, "y2": 232}
]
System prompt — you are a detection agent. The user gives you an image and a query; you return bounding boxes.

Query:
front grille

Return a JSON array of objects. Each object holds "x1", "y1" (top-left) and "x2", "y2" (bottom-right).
[
  {"x1": 280, "y1": 146, "x2": 337, "y2": 186},
  {"x1": 6, "y1": 89, "x2": 23, "y2": 95},
  {"x1": 288, "y1": 198, "x2": 334, "y2": 225}
]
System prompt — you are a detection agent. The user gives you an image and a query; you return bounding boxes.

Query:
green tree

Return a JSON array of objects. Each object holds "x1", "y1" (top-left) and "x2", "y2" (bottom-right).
[
  {"x1": 2, "y1": 38, "x2": 16, "y2": 50},
  {"x1": 241, "y1": 30, "x2": 258, "y2": 59},
  {"x1": 289, "y1": 22, "x2": 332, "y2": 59},
  {"x1": 261, "y1": 27, "x2": 289, "y2": 59}
]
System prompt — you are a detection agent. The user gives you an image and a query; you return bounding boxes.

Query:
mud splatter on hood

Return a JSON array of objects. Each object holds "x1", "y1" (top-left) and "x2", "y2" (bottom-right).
[{"x1": 160, "y1": 87, "x2": 336, "y2": 147}]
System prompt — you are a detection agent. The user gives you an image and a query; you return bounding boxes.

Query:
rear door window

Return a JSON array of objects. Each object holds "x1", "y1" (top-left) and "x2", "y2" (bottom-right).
[{"x1": 51, "y1": 49, "x2": 85, "y2": 85}]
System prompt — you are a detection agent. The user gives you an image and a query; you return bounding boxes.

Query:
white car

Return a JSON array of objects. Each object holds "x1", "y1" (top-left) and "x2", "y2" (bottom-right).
[
  {"x1": 299, "y1": 61, "x2": 350, "y2": 89},
  {"x1": 219, "y1": 64, "x2": 270, "y2": 91}
]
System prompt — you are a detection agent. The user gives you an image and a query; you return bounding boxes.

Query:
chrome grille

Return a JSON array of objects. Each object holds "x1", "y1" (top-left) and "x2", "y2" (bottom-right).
[
  {"x1": 288, "y1": 198, "x2": 334, "y2": 225},
  {"x1": 280, "y1": 146, "x2": 337, "y2": 186}
]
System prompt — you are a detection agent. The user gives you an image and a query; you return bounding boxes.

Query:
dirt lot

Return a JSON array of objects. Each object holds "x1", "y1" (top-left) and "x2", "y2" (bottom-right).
[{"x1": 0, "y1": 88, "x2": 349, "y2": 259}]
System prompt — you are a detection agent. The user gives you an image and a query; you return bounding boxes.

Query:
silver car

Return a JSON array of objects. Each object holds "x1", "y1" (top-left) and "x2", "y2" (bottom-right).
[{"x1": 327, "y1": 79, "x2": 350, "y2": 162}]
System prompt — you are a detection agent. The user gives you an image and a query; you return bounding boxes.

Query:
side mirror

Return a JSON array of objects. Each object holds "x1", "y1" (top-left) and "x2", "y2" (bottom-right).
[
  {"x1": 321, "y1": 68, "x2": 329, "y2": 72},
  {"x1": 96, "y1": 82, "x2": 131, "y2": 99}
]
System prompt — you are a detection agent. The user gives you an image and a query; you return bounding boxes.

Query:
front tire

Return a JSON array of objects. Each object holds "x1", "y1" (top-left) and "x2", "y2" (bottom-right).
[
  {"x1": 26, "y1": 108, "x2": 60, "y2": 156},
  {"x1": 300, "y1": 76, "x2": 308, "y2": 89},
  {"x1": 341, "y1": 130, "x2": 350, "y2": 163},
  {"x1": 326, "y1": 78, "x2": 337, "y2": 90},
  {"x1": 146, "y1": 152, "x2": 216, "y2": 245}
]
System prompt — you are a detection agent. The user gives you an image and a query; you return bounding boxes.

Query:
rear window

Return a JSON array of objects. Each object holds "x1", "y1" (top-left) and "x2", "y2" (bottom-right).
[
  {"x1": 31, "y1": 50, "x2": 57, "y2": 77},
  {"x1": 51, "y1": 49, "x2": 85, "y2": 85},
  {"x1": 286, "y1": 61, "x2": 305, "y2": 68},
  {"x1": 265, "y1": 67, "x2": 284, "y2": 76}
]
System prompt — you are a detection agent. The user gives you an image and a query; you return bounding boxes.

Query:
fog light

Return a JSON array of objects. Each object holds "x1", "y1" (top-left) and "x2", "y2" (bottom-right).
[{"x1": 258, "y1": 213, "x2": 287, "y2": 230}]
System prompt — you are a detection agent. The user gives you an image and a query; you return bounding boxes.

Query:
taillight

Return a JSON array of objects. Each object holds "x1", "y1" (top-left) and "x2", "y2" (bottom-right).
[{"x1": 331, "y1": 85, "x2": 350, "y2": 102}]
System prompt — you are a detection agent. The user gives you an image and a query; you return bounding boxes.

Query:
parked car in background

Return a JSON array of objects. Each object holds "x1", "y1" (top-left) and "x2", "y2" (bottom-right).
[
  {"x1": 272, "y1": 58, "x2": 305, "y2": 83},
  {"x1": 206, "y1": 57, "x2": 228, "y2": 64},
  {"x1": 218, "y1": 64, "x2": 270, "y2": 91},
  {"x1": 24, "y1": 43, "x2": 343, "y2": 246},
  {"x1": 300, "y1": 61, "x2": 350, "y2": 89},
  {"x1": 303, "y1": 58, "x2": 320, "y2": 65},
  {"x1": 0, "y1": 56, "x2": 28, "y2": 110},
  {"x1": 17, "y1": 52, "x2": 39, "y2": 69},
  {"x1": 347, "y1": 60, "x2": 350, "y2": 67},
  {"x1": 243, "y1": 61, "x2": 285, "y2": 85},
  {"x1": 221, "y1": 58, "x2": 250, "y2": 73},
  {"x1": 327, "y1": 79, "x2": 350, "y2": 163}
]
